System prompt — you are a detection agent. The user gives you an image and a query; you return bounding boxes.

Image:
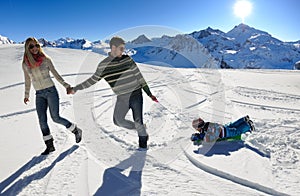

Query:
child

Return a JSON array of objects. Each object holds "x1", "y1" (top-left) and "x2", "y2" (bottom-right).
[{"x1": 191, "y1": 116, "x2": 254, "y2": 144}]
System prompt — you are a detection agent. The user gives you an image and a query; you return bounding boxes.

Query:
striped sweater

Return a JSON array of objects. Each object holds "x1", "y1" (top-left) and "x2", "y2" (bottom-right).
[
  {"x1": 22, "y1": 57, "x2": 70, "y2": 98},
  {"x1": 73, "y1": 54, "x2": 152, "y2": 96}
]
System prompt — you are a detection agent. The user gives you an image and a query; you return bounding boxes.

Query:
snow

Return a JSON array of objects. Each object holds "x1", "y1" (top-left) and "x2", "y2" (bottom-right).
[
  {"x1": 0, "y1": 35, "x2": 14, "y2": 45},
  {"x1": 225, "y1": 50, "x2": 238, "y2": 54},
  {"x1": 1, "y1": 45, "x2": 300, "y2": 195}
]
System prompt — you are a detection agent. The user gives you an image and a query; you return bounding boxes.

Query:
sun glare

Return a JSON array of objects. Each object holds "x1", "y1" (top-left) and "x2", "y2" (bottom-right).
[{"x1": 234, "y1": 0, "x2": 252, "y2": 23}]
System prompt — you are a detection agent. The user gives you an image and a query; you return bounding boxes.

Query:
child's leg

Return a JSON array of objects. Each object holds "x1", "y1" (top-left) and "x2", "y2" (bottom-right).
[
  {"x1": 226, "y1": 117, "x2": 246, "y2": 129},
  {"x1": 236, "y1": 121, "x2": 251, "y2": 134},
  {"x1": 224, "y1": 120, "x2": 251, "y2": 138}
]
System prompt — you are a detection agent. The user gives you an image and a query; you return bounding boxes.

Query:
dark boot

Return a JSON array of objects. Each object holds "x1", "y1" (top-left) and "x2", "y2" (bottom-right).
[
  {"x1": 72, "y1": 127, "x2": 82, "y2": 143},
  {"x1": 248, "y1": 120, "x2": 255, "y2": 132},
  {"x1": 139, "y1": 135, "x2": 149, "y2": 148},
  {"x1": 41, "y1": 138, "x2": 55, "y2": 155},
  {"x1": 244, "y1": 115, "x2": 250, "y2": 122}
]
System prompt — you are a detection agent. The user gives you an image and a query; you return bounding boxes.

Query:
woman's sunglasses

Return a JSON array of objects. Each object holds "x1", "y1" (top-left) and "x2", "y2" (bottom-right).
[{"x1": 29, "y1": 44, "x2": 40, "y2": 49}]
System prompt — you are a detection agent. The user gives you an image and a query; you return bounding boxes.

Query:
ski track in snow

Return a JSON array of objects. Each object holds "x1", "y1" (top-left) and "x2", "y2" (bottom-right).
[
  {"x1": 1, "y1": 47, "x2": 299, "y2": 195},
  {"x1": 184, "y1": 145, "x2": 288, "y2": 196}
]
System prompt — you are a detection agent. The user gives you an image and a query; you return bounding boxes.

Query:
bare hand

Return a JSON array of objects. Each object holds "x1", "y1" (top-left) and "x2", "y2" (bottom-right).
[
  {"x1": 150, "y1": 95, "x2": 158, "y2": 102},
  {"x1": 24, "y1": 98, "x2": 29, "y2": 104},
  {"x1": 67, "y1": 87, "x2": 75, "y2": 94}
]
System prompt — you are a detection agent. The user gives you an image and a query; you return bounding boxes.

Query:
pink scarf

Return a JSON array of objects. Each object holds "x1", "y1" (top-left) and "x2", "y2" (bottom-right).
[{"x1": 25, "y1": 53, "x2": 45, "y2": 68}]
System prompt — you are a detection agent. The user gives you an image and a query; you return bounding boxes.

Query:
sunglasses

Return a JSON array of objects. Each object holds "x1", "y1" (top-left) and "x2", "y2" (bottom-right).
[
  {"x1": 198, "y1": 123, "x2": 204, "y2": 129},
  {"x1": 28, "y1": 44, "x2": 40, "y2": 49}
]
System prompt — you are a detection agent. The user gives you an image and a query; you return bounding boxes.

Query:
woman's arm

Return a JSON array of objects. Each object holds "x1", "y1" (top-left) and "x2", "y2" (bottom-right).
[
  {"x1": 22, "y1": 63, "x2": 31, "y2": 99},
  {"x1": 47, "y1": 58, "x2": 70, "y2": 88}
]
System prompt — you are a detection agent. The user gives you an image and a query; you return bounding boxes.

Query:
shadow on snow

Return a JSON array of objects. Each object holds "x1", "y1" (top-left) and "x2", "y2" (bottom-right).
[
  {"x1": 94, "y1": 150, "x2": 147, "y2": 196},
  {"x1": 0, "y1": 145, "x2": 79, "y2": 195},
  {"x1": 194, "y1": 141, "x2": 270, "y2": 158}
]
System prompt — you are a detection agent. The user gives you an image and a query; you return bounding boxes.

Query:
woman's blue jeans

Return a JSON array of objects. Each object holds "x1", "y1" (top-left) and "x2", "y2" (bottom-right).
[{"x1": 35, "y1": 86, "x2": 71, "y2": 136}]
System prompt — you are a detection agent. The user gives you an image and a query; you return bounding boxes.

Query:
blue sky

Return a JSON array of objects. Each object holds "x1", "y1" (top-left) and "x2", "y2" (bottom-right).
[{"x1": 1, "y1": 0, "x2": 299, "y2": 42}]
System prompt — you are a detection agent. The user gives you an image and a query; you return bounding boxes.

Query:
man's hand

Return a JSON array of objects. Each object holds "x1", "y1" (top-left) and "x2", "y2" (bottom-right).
[
  {"x1": 24, "y1": 98, "x2": 29, "y2": 105},
  {"x1": 150, "y1": 95, "x2": 158, "y2": 102},
  {"x1": 67, "y1": 87, "x2": 75, "y2": 94}
]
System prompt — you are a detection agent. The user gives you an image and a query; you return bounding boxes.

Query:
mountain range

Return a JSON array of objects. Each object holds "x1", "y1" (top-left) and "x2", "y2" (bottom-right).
[{"x1": 1, "y1": 24, "x2": 300, "y2": 69}]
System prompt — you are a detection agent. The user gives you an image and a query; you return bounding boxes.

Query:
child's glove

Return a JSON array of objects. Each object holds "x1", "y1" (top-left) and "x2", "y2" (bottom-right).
[
  {"x1": 191, "y1": 132, "x2": 205, "y2": 141},
  {"x1": 191, "y1": 132, "x2": 205, "y2": 145}
]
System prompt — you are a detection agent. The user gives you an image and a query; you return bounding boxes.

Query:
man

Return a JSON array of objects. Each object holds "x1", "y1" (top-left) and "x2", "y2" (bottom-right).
[{"x1": 68, "y1": 36, "x2": 157, "y2": 148}]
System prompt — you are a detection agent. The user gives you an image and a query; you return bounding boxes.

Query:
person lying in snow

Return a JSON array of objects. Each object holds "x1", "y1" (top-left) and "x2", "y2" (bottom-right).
[{"x1": 191, "y1": 115, "x2": 255, "y2": 144}]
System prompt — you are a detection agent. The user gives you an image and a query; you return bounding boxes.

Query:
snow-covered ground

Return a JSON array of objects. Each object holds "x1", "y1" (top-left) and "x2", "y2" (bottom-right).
[{"x1": 0, "y1": 45, "x2": 299, "y2": 195}]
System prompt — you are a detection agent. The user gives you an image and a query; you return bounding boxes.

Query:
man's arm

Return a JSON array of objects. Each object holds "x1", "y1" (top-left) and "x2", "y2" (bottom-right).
[
  {"x1": 131, "y1": 59, "x2": 158, "y2": 102},
  {"x1": 73, "y1": 62, "x2": 106, "y2": 92}
]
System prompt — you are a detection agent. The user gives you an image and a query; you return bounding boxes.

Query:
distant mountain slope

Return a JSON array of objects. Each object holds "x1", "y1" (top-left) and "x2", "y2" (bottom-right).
[
  {"x1": 1, "y1": 23, "x2": 299, "y2": 69},
  {"x1": 190, "y1": 24, "x2": 300, "y2": 69},
  {"x1": 126, "y1": 34, "x2": 218, "y2": 68},
  {"x1": 0, "y1": 35, "x2": 14, "y2": 44}
]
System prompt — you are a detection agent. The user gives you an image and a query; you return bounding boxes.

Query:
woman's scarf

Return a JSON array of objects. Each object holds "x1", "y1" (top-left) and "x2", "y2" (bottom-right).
[{"x1": 25, "y1": 53, "x2": 45, "y2": 68}]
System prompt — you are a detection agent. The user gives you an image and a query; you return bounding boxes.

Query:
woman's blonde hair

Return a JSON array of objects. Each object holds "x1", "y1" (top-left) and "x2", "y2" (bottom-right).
[{"x1": 23, "y1": 37, "x2": 47, "y2": 68}]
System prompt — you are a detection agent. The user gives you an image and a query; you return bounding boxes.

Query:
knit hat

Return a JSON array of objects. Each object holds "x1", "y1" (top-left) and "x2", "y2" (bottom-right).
[{"x1": 192, "y1": 118, "x2": 205, "y2": 129}]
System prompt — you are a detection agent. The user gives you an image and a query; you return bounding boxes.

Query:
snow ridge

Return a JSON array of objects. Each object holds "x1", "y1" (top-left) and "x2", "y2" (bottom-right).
[{"x1": 184, "y1": 148, "x2": 289, "y2": 196}]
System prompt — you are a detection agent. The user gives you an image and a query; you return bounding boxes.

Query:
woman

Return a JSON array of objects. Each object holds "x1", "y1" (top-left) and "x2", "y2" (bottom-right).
[
  {"x1": 22, "y1": 37, "x2": 82, "y2": 155},
  {"x1": 191, "y1": 115, "x2": 254, "y2": 143}
]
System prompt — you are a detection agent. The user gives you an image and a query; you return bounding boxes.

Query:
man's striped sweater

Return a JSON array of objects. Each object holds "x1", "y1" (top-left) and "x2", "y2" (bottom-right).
[{"x1": 73, "y1": 54, "x2": 152, "y2": 96}]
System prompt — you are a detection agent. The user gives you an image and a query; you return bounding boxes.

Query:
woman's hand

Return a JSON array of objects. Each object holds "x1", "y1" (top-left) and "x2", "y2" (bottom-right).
[
  {"x1": 67, "y1": 87, "x2": 75, "y2": 94},
  {"x1": 24, "y1": 98, "x2": 29, "y2": 104}
]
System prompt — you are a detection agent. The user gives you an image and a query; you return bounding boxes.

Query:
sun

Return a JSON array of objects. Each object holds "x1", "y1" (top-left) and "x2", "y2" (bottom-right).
[{"x1": 234, "y1": 0, "x2": 252, "y2": 23}]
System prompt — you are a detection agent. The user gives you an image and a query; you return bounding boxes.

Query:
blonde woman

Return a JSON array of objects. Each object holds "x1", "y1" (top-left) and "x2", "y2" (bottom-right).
[{"x1": 22, "y1": 37, "x2": 82, "y2": 155}]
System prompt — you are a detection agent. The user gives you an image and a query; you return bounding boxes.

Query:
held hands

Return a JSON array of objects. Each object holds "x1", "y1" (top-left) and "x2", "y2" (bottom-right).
[
  {"x1": 67, "y1": 87, "x2": 75, "y2": 95},
  {"x1": 24, "y1": 98, "x2": 29, "y2": 105},
  {"x1": 150, "y1": 95, "x2": 158, "y2": 103}
]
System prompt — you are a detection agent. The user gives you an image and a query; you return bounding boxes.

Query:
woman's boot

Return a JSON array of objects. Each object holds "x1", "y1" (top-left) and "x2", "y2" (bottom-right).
[{"x1": 41, "y1": 138, "x2": 55, "y2": 155}]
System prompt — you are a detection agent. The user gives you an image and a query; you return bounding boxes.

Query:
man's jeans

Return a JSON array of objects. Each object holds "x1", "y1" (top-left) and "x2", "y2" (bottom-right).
[
  {"x1": 35, "y1": 86, "x2": 71, "y2": 136},
  {"x1": 113, "y1": 89, "x2": 148, "y2": 137}
]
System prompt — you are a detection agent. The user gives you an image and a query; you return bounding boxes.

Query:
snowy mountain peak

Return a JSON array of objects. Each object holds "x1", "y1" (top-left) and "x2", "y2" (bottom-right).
[
  {"x1": 190, "y1": 27, "x2": 225, "y2": 39},
  {"x1": 226, "y1": 23, "x2": 271, "y2": 44},
  {"x1": 0, "y1": 35, "x2": 14, "y2": 44},
  {"x1": 169, "y1": 34, "x2": 203, "y2": 51},
  {"x1": 38, "y1": 38, "x2": 52, "y2": 47},
  {"x1": 130, "y1": 34, "x2": 151, "y2": 44}
]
